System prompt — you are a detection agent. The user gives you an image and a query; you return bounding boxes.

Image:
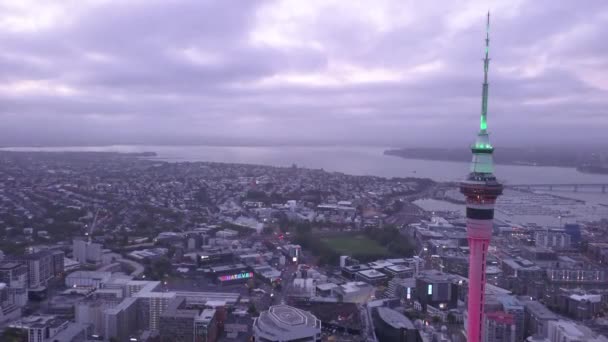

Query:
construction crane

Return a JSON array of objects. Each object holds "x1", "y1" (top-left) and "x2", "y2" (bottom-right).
[{"x1": 85, "y1": 208, "x2": 100, "y2": 243}]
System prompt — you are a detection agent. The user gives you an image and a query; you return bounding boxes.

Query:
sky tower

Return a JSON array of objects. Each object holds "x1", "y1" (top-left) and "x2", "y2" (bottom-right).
[{"x1": 461, "y1": 12, "x2": 503, "y2": 342}]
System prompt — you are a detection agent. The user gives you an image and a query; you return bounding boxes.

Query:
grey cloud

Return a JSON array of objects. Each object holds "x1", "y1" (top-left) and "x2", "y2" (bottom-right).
[{"x1": 0, "y1": 0, "x2": 606, "y2": 147}]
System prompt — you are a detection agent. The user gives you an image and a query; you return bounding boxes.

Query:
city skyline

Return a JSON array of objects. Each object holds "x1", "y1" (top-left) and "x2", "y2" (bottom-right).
[{"x1": 0, "y1": 0, "x2": 607, "y2": 147}]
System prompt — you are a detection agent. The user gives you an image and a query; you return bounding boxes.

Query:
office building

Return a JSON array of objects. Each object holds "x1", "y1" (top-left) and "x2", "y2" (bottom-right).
[{"x1": 253, "y1": 304, "x2": 321, "y2": 342}]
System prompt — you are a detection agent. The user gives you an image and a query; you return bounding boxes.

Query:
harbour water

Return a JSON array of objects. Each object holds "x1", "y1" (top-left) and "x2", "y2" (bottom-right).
[{"x1": 4, "y1": 145, "x2": 608, "y2": 185}]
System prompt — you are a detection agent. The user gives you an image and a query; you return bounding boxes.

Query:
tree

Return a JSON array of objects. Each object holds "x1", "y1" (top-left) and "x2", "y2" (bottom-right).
[
  {"x1": 145, "y1": 257, "x2": 172, "y2": 280},
  {"x1": 1, "y1": 327, "x2": 27, "y2": 342},
  {"x1": 447, "y1": 312, "x2": 457, "y2": 324},
  {"x1": 295, "y1": 222, "x2": 312, "y2": 235},
  {"x1": 248, "y1": 303, "x2": 258, "y2": 315}
]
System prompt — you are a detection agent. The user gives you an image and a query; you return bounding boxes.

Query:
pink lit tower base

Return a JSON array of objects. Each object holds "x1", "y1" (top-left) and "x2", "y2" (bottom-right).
[{"x1": 461, "y1": 12, "x2": 503, "y2": 342}]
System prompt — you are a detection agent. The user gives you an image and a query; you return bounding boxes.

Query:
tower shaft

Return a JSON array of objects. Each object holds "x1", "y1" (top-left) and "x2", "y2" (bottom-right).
[{"x1": 461, "y1": 12, "x2": 503, "y2": 342}]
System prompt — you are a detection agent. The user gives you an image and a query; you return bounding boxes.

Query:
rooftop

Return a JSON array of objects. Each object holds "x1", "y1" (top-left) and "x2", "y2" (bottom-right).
[
  {"x1": 486, "y1": 311, "x2": 514, "y2": 325},
  {"x1": 254, "y1": 304, "x2": 321, "y2": 340},
  {"x1": 376, "y1": 307, "x2": 415, "y2": 330},
  {"x1": 357, "y1": 269, "x2": 387, "y2": 279}
]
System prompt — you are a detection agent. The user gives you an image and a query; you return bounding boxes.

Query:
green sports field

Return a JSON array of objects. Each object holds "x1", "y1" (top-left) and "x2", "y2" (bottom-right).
[{"x1": 321, "y1": 235, "x2": 389, "y2": 256}]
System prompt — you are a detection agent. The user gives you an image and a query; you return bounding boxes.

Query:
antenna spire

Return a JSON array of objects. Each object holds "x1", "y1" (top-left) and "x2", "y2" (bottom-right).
[{"x1": 480, "y1": 11, "x2": 491, "y2": 132}]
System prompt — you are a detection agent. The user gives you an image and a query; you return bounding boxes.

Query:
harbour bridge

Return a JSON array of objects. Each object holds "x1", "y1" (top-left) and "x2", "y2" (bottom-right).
[{"x1": 506, "y1": 183, "x2": 608, "y2": 193}]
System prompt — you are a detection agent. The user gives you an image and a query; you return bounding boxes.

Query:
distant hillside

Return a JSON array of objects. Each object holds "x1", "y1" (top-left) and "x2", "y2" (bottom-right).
[{"x1": 384, "y1": 147, "x2": 607, "y2": 172}]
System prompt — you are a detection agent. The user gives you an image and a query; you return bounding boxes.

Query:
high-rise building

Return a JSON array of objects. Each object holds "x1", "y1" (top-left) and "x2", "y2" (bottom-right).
[{"x1": 461, "y1": 13, "x2": 503, "y2": 342}]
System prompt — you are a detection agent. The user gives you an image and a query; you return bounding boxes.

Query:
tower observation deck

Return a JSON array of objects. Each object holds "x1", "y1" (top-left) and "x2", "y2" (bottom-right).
[{"x1": 460, "y1": 12, "x2": 503, "y2": 342}]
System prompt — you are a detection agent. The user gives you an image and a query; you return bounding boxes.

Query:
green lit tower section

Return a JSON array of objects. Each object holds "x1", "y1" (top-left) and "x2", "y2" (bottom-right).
[
  {"x1": 461, "y1": 12, "x2": 503, "y2": 342},
  {"x1": 470, "y1": 12, "x2": 496, "y2": 174}
]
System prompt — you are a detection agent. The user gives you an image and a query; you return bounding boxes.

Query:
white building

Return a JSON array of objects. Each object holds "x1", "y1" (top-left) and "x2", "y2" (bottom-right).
[
  {"x1": 215, "y1": 229, "x2": 239, "y2": 239},
  {"x1": 65, "y1": 271, "x2": 112, "y2": 288},
  {"x1": 332, "y1": 281, "x2": 374, "y2": 303},
  {"x1": 292, "y1": 278, "x2": 315, "y2": 297},
  {"x1": 253, "y1": 305, "x2": 321, "y2": 342}
]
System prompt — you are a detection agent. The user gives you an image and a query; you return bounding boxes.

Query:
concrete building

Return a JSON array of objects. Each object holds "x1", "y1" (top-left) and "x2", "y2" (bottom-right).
[
  {"x1": 9, "y1": 315, "x2": 70, "y2": 342},
  {"x1": 496, "y1": 295, "x2": 525, "y2": 342},
  {"x1": 341, "y1": 264, "x2": 370, "y2": 280},
  {"x1": 415, "y1": 271, "x2": 459, "y2": 311},
  {"x1": 557, "y1": 291, "x2": 602, "y2": 320},
  {"x1": 253, "y1": 304, "x2": 321, "y2": 342},
  {"x1": 500, "y1": 258, "x2": 544, "y2": 297},
  {"x1": 535, "y1": 230, "x2": 571, "y2": 250},
  {"x1": 0, "y1": 283, "x2": 22, "y2": 323},
  {"x1": 386, "y1": 277, "x2": 416, "y2": 301},
  {"x1": 0, "y1": 261, "x2": 28, "y2": 307},
  {"x1": 355, "y1": 269, "x2": 388, "y2": 286},
  {"x1": 332, "y1": 282, "x2": 374, "y2": 303},
  {"x1": 73, "y1": 238, "x2": 103, "y2": 264},
  {"x1": 547, "y1": 320, "x2": 608, "y2": 342},
  {"x1": 195, "y1": 308, "x2": 219, "y2": 342},
  {"x1": 160, "y1": 297, "x2": 218, "y2": 342},
  {"x1": 65, "y1": 271, "x2": 112, "y2": 288},
  {"x1": 75, "y1": 298, "x2": 121, "y2": 337},
  {"x1": 383, "y1": 265, "x2": 415, "y2": 279},
  {"x1": 133, "y1": 281, "x2": 176, "y2": 332},
  {"x1": 484, "y1": 311, "x2": 516, "y2": 342},
  {"x1": 521, "y1": 299, "x2": 558, "y2": 338},
  {"x1": 103, "y1": 297, "x2": 138, "y2": 341},
  {"x1": 8, "y1": 250, "x2": 64, "y2": 290}
]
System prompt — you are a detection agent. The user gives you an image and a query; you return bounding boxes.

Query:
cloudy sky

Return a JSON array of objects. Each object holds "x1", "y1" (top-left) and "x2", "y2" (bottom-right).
[{"x1": 0, "y1": 0, "x2": 606, "y2": 147}]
